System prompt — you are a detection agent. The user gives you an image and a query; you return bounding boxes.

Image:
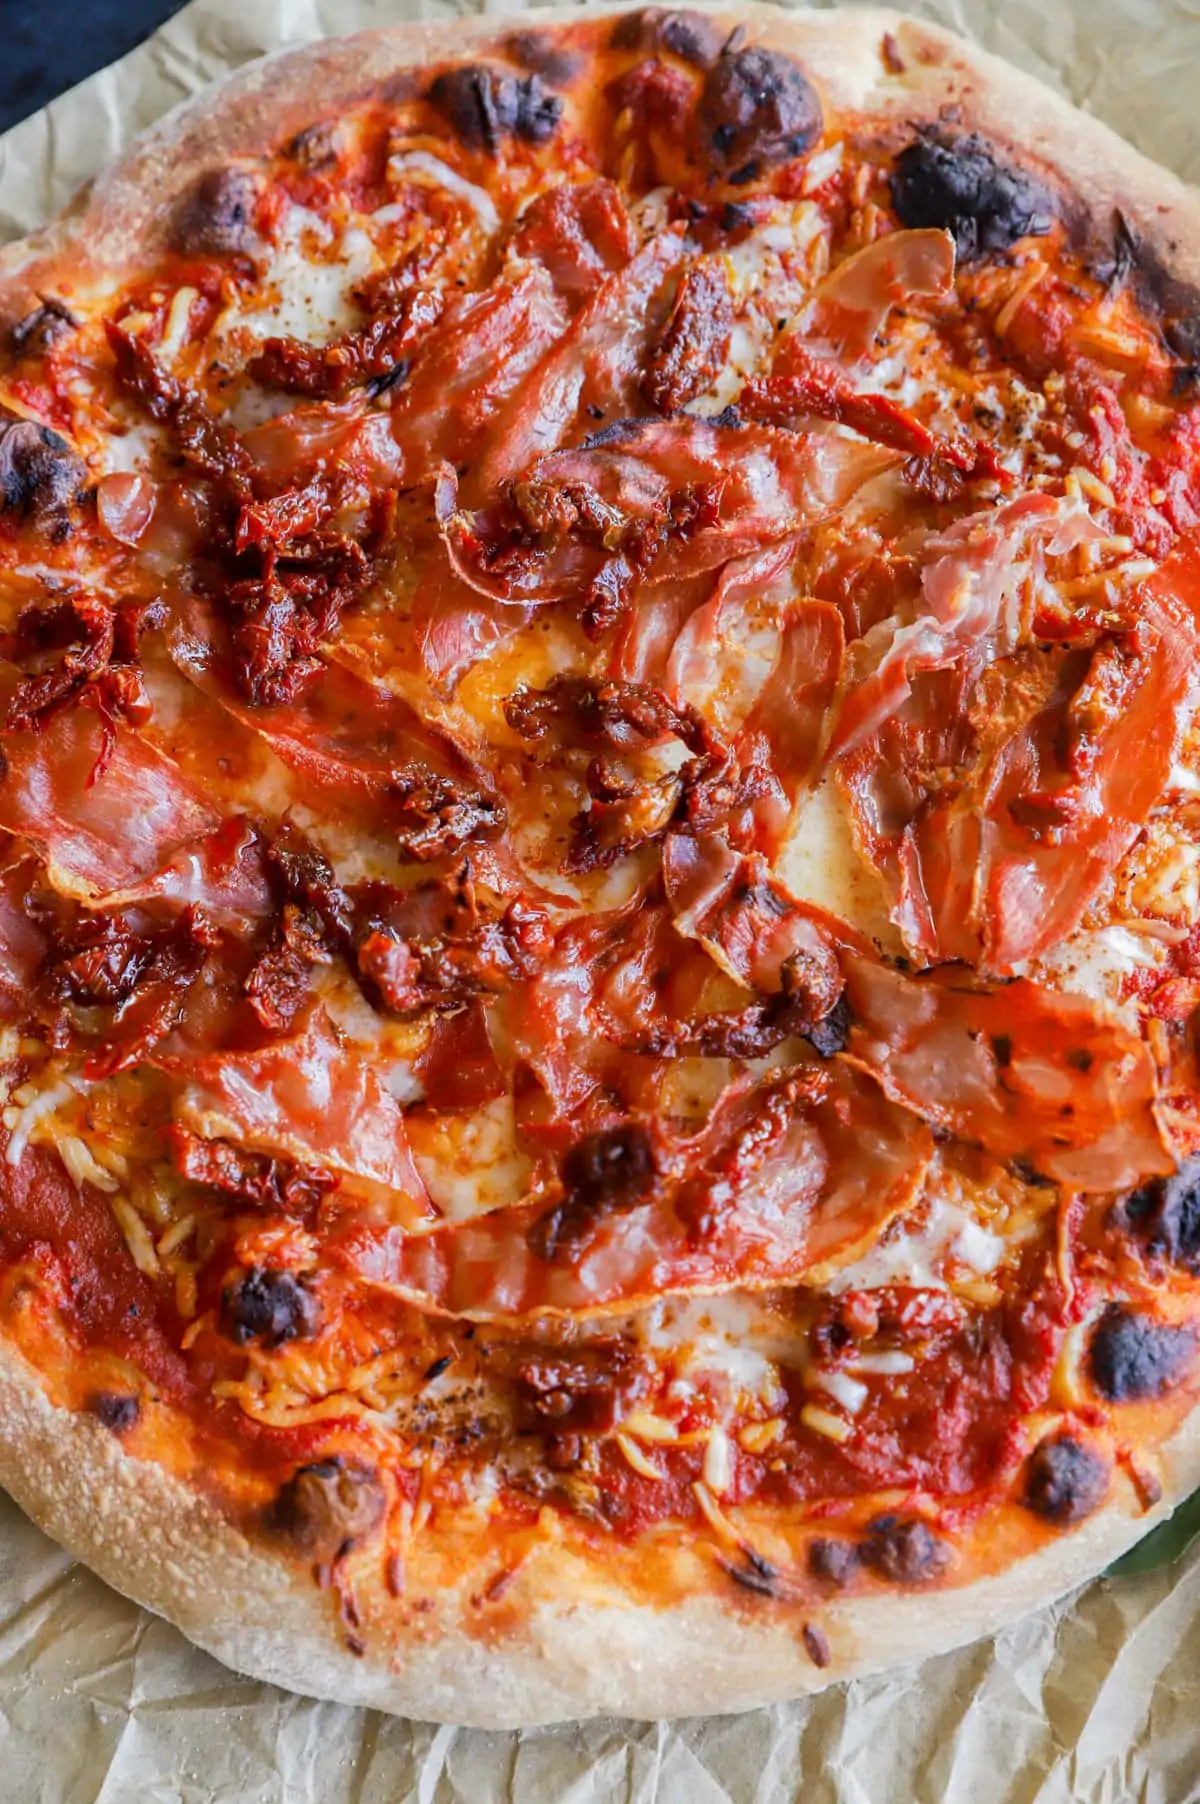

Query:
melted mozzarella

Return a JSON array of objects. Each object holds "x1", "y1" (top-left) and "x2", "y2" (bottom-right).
[
  {"x1": 1032, "y1": 925, "x2": 1166, "y2": 1006},
  {"x1": 636, "y1": 1294, "x2": 802, "y2": 1398},
  {"x1": 409, "y1": 1097, "x2": 533, "y2": 1224},
  {"x1": 220, "y1": 209, "x2": 376, "y2": 348},
  {"x1": 825, "y1": 1196, "x2": 1005, "y2": 1294},
  {"x1": 777, "y1": 778, "x2": 897, "y2": 949}
]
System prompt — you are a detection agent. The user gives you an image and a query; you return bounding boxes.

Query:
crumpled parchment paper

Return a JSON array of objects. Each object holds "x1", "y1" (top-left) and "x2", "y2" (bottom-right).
[{"x1": 1, "y1": 2, "x2": 1199, "y2": 1798}]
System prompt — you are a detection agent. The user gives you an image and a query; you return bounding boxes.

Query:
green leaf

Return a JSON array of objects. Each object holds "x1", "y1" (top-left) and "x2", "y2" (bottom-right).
[{"x1": 1106, "y1": 1487, "x2": 1200, "y2": 1578}]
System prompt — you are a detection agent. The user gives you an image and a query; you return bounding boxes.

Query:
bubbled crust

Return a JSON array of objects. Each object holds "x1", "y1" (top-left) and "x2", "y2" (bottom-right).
[
  {"x1": 0, "y1": 1321, "x2": 1198, "y2": 1726},
  {"x1": 2, "y1": 0, "x2": 1200, "y2": 1726}
]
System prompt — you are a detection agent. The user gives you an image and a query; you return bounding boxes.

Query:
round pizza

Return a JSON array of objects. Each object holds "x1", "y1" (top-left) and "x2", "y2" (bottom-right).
[{"x1": 0, "y1": 0, "x2": 1198, "y2": 1728}]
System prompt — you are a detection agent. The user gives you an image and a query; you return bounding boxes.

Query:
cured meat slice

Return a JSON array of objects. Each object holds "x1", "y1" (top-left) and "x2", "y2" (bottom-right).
[
  {"x1": 888, "y1": 533, "x2": 1200, "y2": 970},
  {"x1": 475, "y1": 232, "x2": 688, "y2": 490},
  {"x1": 169, "y1": 1005, "x2": 435, "y2": 1226},
  {"x1": 843, "y1": 954, "x2": 1172, "y2": 1191},
  {"x1": 337, "y1": 1061, "x2": 931, "y2": 1318},
  {"x1": 0, "y1": 697, "x2": 220, "y2": 894}
]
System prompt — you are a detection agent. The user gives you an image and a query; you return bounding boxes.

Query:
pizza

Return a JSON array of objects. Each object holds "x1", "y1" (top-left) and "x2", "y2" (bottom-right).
[{"x1": 0, "y1": 0, "x2": 1198, "y2": 1728}]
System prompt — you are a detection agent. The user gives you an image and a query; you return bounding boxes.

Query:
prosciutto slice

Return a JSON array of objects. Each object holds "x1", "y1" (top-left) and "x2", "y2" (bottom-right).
[
  {"x1": 663, "y1": 831, "x2": 850, "y2": 998},
  {"x1": 475, "y1": 232, "x2": 687, "y2": 491},
  {"x1": 843, "y1": 954, "x2": 1172, "y2": 1191},
  {"x1": 831, "y1": 494, "x2": 1097, "y2": 759},
  {"x1": 892, "y1": 533, "x2": 1200, "y2": 971},
  {"x1": 170, "y1": 1005, "x2": 435, "y2": 1227},
  {"x1": 816, "y1": 228, "x2": 957, "y2": 353},
  {"x1": 386, "y1": 265, "x2": 569, "y2": 485},
  {"x1": 336, "y1": 1061, "x2": 931, "y2": 1319},
  {"x1": 167, "y1": 600, "x2": 490, "y2": 831},
  {"x1": 0, "y1": 698, "x2": 220, "y2": 895}
]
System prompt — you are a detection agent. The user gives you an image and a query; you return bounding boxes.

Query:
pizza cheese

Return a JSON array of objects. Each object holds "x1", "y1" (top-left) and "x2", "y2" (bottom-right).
[{"x1": 0, "y1": 2, "x2": 1197, "y2": 1724}]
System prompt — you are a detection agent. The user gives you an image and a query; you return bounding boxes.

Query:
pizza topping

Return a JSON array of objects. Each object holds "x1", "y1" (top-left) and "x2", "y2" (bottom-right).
[
  {"x1": 343, "y1": 1061, "x2": 930, "y2": 1318},
  {"x1": 172, "y1": 1010, "x2": 434, "y2": 1222},
  {"x1": 510, "y1": 179, "x2": 635, "y2": 302},
  {"x1": 697, "y1": 45, "x2": 822, "y2": 181},
  {"x1": 266, "y1": 1458, "x2": 386, "y2": 1559},
  {"x1": 890, "y1": 130, "x2": 1052, "y2": 258},
  {"x1": 1021, "y1": 1432, "x2": 1110, "y2": 1524},
  {"x1": 220, "y1": 1267, "x2": 321, "y2": 1347},
  {"x1": 1089, "y1": 1304, "x2": 1197, "y2": 1402},
  {"x1": 170, "y1": 1127, "x2": 333, "y2": 1212},
  {"x1": 246, "y1": 289, "x2": 444, "y2": 399},
  {"x1": 884, "y1": 535, "x2": 1200, "y2": 972},
  {"x1": 427, "y1": 64, "x2": 563, "y2": 152},
  {"x1": 843, "y1": 954, "x2": 1171, "y2": 1190},
  {"x1": 642, "y1": 256, "x2": 734, "y2": 414},
  {"x1": 0, "y1": 706, "x2": 220, "y2": 891},
  {"x1": 513, "y1": 1340, "x2": 646, "y2": 1435}
]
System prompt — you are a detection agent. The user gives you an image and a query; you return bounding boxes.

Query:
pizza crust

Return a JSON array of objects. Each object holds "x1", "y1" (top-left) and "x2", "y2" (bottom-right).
[
  {"x1": 0, "y1": 1325, "x2": 1196, "y2": 1727},
  {"x1": 1, "y1": 0, "x2": 1200, "y2": 1727}
]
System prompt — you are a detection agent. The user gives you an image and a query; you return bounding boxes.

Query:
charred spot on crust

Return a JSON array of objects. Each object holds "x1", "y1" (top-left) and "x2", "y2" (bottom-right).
[
  {"x1": 0, "y1": 414, "x2": 86, "y2": 537},
  {"x1": 220, "y1": 1267, "x2": 321, "y2": 1348},
  {"x1": 87, "y1": 1391, "x2": 139, "y2": 1433},
  {"x1": 697, "y1": 45, "x2": 822, "y2": 182},
  {"x1": 807, "y1": 1536, "x2": 859, "y2": 1588},
  {"x1": 890, "y1": 130, "x2": 1052, "y2": 259},
  {"x1": 1101, "y1": 210, "x2": 1200, "y2": 371},
  {"x1": 610, "y1": 8, "x2": 725, "y2": 67},
  {"x1": 1089, "y1": 1303, "x2": 1196, "y2": 1402},
  {"x1": 532, "y1": 1123, "x2": 659, "y2": 1260},
  {"x1": 860, "y1": 1514, "x2": 951, "y2": 1584},
  {"x1": 428, "y1": 64, "x2": 563, "y2": 153},
  {"x1": 266, "y1": 1459, "x2": 386, "y2": 1560},
  {"x1": 170, "y1": 167, "x2": 262, "y2": 258},
  {"x1": 10, "y1": 296, "x2": 78, "y2": 357},
  {"x1": 1113, "y1": 1156, "x2": 1200, "y2": 1273},
  {"x1": 1021, "y1": 1432, "x2": 1110, "y2": 1525},
  {"x1": 504, "y1": 31, "x2": 582, "y2": 86},
  {"x1": 285, "y1": 121, "x2": 342, "y2": 170},
  {"x1": 513, "y1": 1341, "x2": 647, "y2": 1435}
]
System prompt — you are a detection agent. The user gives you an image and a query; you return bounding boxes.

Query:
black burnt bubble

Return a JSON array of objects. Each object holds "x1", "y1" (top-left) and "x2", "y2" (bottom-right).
[
  {"x1": 429, "y1": 64, "x2": 563, "y2": 153},
  {"x1": 87, "y1": 1392, "x2": 139, "y2": 1433},
  {"x1": 266, "y1": 1459, "x2": 386, "y2": 1559},
  {"x1": 504, "y1": 31, "x2": 582, "y2": 86},
  {"x1": 609, "y1": 8, "x2": 725, "y2": 66},
  {"x1": 1022, "y1": 1433, "x2": 1110, "y2": 1525},
  {"x1": 1089, "y1": 1303, "x2": 1196, "y2": 1402},
  {"x1": 807, "y1": 1536, "x2": 859, "y2": 1588},
  {"x1": 0, "y1": 414, "x2": 86, "y2": 530},
  {"x1": 860, "y1": 1514, "x2": 951, "y2": 1584},
  {"x1": 170, "y1": 167, "x2": 261, "y2": 258},
  {"x1": 890, "y1": 132, "x2": 1053, "y2": 259},
  {"x1": 698, "y1": 46, "x2": 823, "y2": 178},
  {"x1": 1116, "y1": 1155, "x2": 1200, "y2": 1273},
  {"x1": 220, "y1": 1267, "x2": 320, "y2": 1348}
]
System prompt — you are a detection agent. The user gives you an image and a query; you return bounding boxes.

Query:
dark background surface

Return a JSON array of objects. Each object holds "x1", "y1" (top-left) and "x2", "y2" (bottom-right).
[{"x1": 3, "y1": 0, "x2": 189, "y2": 134}]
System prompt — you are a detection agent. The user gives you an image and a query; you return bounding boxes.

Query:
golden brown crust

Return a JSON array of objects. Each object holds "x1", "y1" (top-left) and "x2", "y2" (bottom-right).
[
  {"x1": 1, "y1": 1324, "x2": 1198, "y2": 1727},
  {"x1": 2, "y1": 0, "x2": 1200, "y2": 1727}
]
